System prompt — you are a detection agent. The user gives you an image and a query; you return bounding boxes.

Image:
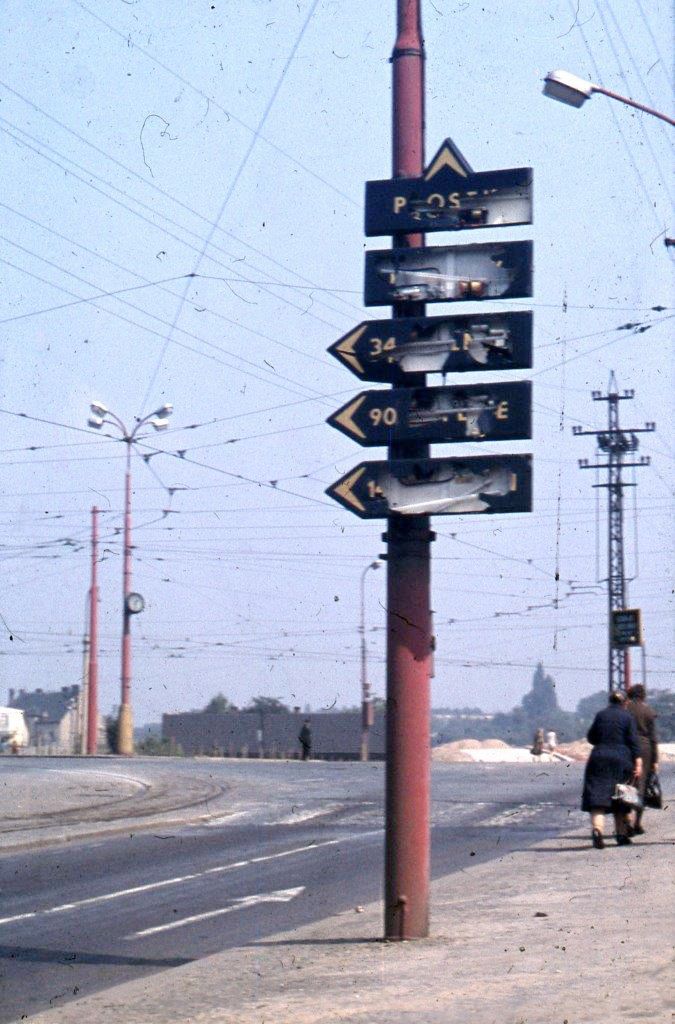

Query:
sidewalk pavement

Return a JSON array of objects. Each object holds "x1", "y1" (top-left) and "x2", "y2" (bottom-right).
[{"x1": 24, "y1": 805, "x2": 673, "y2": 1024}]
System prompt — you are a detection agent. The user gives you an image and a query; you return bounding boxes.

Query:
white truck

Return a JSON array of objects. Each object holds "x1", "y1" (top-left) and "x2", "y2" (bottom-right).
[{"x1": 0, "y1": 707, "x2": 29, "y2": 751}]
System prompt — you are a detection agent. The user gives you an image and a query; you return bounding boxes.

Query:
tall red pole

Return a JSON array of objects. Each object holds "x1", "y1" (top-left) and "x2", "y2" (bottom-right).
[
  {"x1": 117, "y1": 442, "x2": 134, "y2": 755},
  {"x1": 86, "y1": 506, "x2": 99, "y2": 754},
  {"x1": 385, "y1": 0, "x2": 432, "y2": 941}
]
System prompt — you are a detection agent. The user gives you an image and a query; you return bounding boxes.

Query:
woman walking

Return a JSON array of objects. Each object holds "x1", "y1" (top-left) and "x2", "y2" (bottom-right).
[
  {"x1": 625, "y1": 684, "x2": 660, "y2": 835},
  {"x1": 581, "y1": 690, "x2": 642, "y2": 848}
]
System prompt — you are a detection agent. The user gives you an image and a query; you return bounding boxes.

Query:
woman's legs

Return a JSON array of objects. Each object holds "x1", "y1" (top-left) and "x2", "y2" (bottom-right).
[
  {"x1": 590, "y1": 811, "x2": 604, "y2": 833},
  {"x1": 613, "y1": 808, "x2": 632, "y2": 843},
  {"x1": 590, "y1": 810, "x2": 605, "y2": 848}
]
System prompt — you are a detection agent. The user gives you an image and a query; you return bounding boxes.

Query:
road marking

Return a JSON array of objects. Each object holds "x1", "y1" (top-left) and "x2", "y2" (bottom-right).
[
  {"x1": 0, "y1": 830, "x2": 382, "y2": 928},
  {"x1": 127, "y1": 886, "x2": 305, "y2": 938}
]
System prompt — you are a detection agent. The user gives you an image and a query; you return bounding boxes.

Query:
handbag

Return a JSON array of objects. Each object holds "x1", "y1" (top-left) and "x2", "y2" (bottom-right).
[
  {"x1": 612, "y1": 782, "x2": 642, "y2": 810},
  {"x1": 644, "y1": 771, "x2": 663, "y2": 810}
]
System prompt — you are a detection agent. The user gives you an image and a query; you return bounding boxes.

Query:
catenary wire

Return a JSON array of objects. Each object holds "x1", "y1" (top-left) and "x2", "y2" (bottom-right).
[{"x1": 139, "y1": 0, "x2": 323, "y2": 412}]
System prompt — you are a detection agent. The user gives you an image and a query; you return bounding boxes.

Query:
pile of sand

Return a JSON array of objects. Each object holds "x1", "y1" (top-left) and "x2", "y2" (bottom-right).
[
  {"x1": 432, "y1": 738, "x2": 511, "y2": 763},
  {"x1": 556, "y1": 740, "x2": 592, "y2": 761}
]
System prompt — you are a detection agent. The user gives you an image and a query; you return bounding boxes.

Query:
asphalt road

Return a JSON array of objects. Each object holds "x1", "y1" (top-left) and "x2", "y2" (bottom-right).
[{"x1": 0, "y1": 758, "x2": 586, "y2": 1023}]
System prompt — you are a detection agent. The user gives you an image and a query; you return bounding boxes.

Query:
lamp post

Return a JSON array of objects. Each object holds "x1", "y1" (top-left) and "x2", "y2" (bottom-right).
[
  {"x1": 359, "y1": 559, "x2": 382, "y2": 762},
  {"x1": 543, "y1": 70, "x2": 675, "y2": 126},
  {"x1": 87, "y1": 401, "x2": 172, "y2": 755}
]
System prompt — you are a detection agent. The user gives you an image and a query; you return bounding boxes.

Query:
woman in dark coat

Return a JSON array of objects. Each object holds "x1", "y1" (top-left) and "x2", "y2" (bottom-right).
[
  {"x1": 581, "y1": 690, "x2": 642, "y2": 848},
  {"x1": 625, "y1": 684, "x2": 660, "y2": 835}
]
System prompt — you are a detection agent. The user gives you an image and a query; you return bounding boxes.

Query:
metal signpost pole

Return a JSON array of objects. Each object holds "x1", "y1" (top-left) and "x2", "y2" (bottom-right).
[
  {"x1": 86, "y1": 505, "x2": 99, "y2": 755},
  {"x1": 326, "y1": 0, "x2": 534, "y2": 942},
  {"x1": 385, "y1": 0, "x2": 431, "y2": 941}
]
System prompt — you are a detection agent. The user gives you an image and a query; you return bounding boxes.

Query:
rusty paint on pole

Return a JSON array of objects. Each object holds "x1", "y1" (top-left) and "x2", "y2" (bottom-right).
[
  {"x1": 385, "y1": 0, "x2": 432, "y2": 940},
  {"x1": 86, "y1": 506, "x2": 99, "y2": 755}
]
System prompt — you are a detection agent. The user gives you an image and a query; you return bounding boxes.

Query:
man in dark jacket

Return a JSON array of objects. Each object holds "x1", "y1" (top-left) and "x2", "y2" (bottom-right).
[
  {"x1": 298, "y1": 719, "x2": 312, "y2": 761},
  {"x1": 581, "y1": 690, "x2": 642, "y2": 848}
]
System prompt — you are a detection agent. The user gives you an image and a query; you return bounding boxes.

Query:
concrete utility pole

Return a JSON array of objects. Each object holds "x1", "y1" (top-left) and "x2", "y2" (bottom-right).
[
  {"x1": 86, "y1": 505, "x2": 100, "y2": 755},
  {"x1": 87, "y1": 401, "x2": 172, "y2": 754},
  {"x1": 573, "y1": 373, "x2": 654, "y2": 693},
  {"x1": 119, "y1": 442, "x2": 134, "y2": 754},
  {"x1": 385, "y1": 0, "x2": 433, "y2": 941}
]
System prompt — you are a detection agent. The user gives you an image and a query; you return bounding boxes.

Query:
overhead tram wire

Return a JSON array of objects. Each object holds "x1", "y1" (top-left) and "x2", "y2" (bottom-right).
[
  {"x1": 0, "y1": 80, "x2": 366, "y2": 322},
  {"x1": 594, "y1": 1, "x2": 673, "y2": 203},
  {"x1": 3, "y1": 120, "x2": 665, "y2": 317},
  {"x1": 566, "y1": 0, "x2": 666, "y2": 234},
  {"x1": 139, "y1": 0, "x2": 323, "y2": 413},
  {"x1": 631, "y1": 0, "x2": 673, "y2": 93},
  {"x1": 133, "y1": 438, "x2": 338, "y2": 511},
  {"x1": 71, "y1": 0, "x2": 360, "y2": 212},
  {"x1": 0, "y1": 267, "x2": 196, "y2": 327},
  {"x1": 0, "y1": 199, "x2": 351, "y2": 358},
  {"x1": 0, "y1": 249, "x2": 334, "y2": 406},
  {"x1": 0, "y1": 120, "x2": 350, "y2": 340},
  {"x1": 0, "y1": 119, "x2": 352, "y2": 338}
]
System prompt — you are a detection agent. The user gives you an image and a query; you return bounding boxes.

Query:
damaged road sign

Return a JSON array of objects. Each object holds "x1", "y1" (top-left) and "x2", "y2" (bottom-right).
[
  {"x1": 328, "y1": 312, "x2": 532, "y2": 381},
  {"x1": 327, "y1": 382, "x2": 531, "y2": 446},
  {"x1": 326, "y1": 454, "x2": 532, "y2": 518},
  {"x1": 364, "y1": 241, "x2": 532, "y2": 307},
  {"x1": 366, "y1": 144, "x2": 532, "y2": 236}
]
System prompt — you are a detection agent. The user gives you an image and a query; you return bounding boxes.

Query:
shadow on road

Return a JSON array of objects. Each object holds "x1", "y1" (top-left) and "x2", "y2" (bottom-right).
[{"x1": 0, "y1": 944, "x2": 191, "y2": 968}]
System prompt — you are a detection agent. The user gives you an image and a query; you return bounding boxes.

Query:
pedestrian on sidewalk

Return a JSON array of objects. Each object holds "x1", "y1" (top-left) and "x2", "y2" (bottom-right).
[
  {"x1": 581, "y1": 690, "x2": 642, "y2": 849},
  {"x1": 298, "y1": 719, "x2": 312, "y2": 761},
  {"x1": 625, "y1": 684, "x2": 660, "y2": 836}
]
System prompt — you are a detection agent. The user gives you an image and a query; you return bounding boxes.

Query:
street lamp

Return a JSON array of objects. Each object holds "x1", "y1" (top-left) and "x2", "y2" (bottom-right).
[
  {"x1": 359, "y1": 559, "x2": 382, "y2": 762},
  {"x1": 543, "y1": 70, "x2": 675, "y2": 126},
  {"x1": 87, "y1": 402, "x2": 173, "y2": 755}
]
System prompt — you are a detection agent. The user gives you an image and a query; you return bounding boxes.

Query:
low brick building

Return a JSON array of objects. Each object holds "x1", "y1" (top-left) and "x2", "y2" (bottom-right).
[{"x1": 162, "y1": 709, "x2": 386, "y2": 760}]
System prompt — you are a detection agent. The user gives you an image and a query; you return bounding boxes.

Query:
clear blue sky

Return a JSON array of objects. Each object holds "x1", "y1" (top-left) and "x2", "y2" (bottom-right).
[{"x1": 1, "y1": 0, "x2": 672, "y2": 724}]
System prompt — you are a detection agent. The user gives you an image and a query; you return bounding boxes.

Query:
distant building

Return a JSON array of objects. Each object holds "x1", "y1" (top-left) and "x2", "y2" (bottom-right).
[
  {"x1": 7, "y1": 686, "x2": 85, "y2": 754},
  {"x1": 162, "y1": 709, "x2": 386, "y2": 760}
]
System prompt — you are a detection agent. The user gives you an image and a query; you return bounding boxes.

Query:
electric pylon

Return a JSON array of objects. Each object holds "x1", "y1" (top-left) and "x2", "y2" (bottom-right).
[{"x1": 572, "y1": 372, "x2": 655, "y2": 693}]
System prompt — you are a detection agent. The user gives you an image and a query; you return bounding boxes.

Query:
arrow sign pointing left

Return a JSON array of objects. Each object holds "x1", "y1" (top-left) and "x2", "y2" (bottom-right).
[
  {"x1": 327, "y1": 382, "x2": 532, "y2": 446},
  {"x1": 127, "y1": 886, "x2": 305, "y2": 938}
]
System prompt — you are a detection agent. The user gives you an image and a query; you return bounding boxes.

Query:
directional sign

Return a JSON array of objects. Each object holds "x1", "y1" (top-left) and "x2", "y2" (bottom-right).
[
  {"x1": 366, "y1": 146, "x2": 532, "y2": 236},
  {"x1": 328, "y1": 312, "x2": 533, "y2": 382},
  {"x1": 611, "y1": 609, "x2": 642, "y2": 647},
  {"x1": 326, "y1": 455, "x2": 532, "y2": 519},
  {"x1": 328, "y1": 382, "x2": 531, "y2": 446},
  {"x1": 364, "y1": 241, "x2": 532, "y2": 307}
]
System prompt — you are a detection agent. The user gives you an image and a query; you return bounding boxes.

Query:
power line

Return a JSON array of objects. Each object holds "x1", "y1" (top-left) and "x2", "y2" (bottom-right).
[
  {"x1": 631, "y1": 0, "x2": 673, "y2": 92},
  {"x1": 139, "y1": 0, "x2": 323, "y2": 411},
  {"x1": 0, "y1": 120, "x2": 346, "y2": 339},
  {"x1": 0, "y1": 247, "x2": 333, "y2": 404},
  {"x1": 0, "y1": 269, "x2": 194, "y2": 326},
  {"x1": 594, "y1": 1, "x2": 673, "y2": 204},
  {"x1": 0, "y1": 80, "x2": 365, "y2": 321},
  {"x1": 566, "y1": 0, "x2": 666, "y2": 233},
  {"x1": 71, "y1": 0, "x2": 361, "y2": 210}
]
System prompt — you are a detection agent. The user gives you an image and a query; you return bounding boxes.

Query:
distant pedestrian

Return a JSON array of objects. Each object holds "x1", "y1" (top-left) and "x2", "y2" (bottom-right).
[
  {"x1": 298, "y1": 719, "x2": 312, "y2": 761},
  {"x1": 581, "y1": 690, "x2": 642, "y2": 849},
  {"x1": 625, "y1": 684, "x2": 660, "y2": 836},
  {"x1": 531, "y1": 728, "x2": 545, "y2": 756},
  {"x1": 545, "y1": 730, "x2": 557, "y2": 752}
]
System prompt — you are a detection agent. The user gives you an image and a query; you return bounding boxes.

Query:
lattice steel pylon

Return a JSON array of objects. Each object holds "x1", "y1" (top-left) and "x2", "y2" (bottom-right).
[{"x1": 573, "y1": 373, "x2": 655, "y2": 693}]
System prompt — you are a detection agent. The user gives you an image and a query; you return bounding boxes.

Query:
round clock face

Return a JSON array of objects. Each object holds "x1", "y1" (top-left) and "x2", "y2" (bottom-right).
[{"x1": 126, "y1": 592, "x2": 145, "y2": 614}]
